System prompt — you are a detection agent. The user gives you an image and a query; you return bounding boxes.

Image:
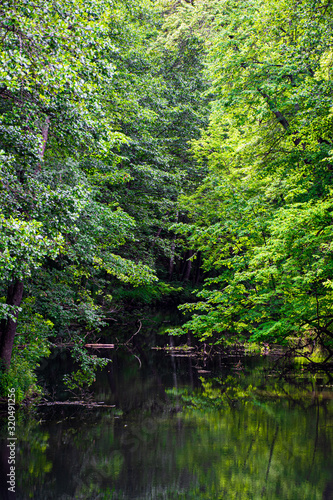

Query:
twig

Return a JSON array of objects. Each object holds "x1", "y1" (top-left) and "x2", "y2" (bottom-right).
[
  {"x1": 125, "y1": 320, "x2": 142, "y2": 345},
  {"x1": 133, "y1": 354, "x2": 142, "y2": 368}
]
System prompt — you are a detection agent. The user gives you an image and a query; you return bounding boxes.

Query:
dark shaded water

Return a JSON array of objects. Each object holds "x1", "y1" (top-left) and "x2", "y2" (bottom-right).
[{"x1": 1, "y1": 347, "x2": 333, "y2": 499}]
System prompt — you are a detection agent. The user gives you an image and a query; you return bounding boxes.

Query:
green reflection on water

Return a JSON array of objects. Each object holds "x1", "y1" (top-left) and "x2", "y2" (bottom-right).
[{"x1": 2, "y1": 354, "x2": 332, "y2": 500}]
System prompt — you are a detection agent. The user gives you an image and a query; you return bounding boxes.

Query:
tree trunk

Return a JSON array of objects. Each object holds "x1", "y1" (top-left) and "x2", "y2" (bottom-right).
[
  {"x1": 0, "y1": 280, "x2": 24, "y2": 371},
  {"x1": 168, "y1": 239, "x2": 176, "y2": 280},
  {"x1": 182, "y1": 250, "x2": 193, "y2": 282},
  {"x1": 40, "y1": 117, "x2": 50, "y2": 159},
  {"x1": 168, "y1": 211, "x2": 178, "y2": 280},
  {"x1": 194, "y1": 250, "x2": 202, "y2": 285},
  {"x1": 36, "y1": 116, "x2": 50, "y2": 172}
]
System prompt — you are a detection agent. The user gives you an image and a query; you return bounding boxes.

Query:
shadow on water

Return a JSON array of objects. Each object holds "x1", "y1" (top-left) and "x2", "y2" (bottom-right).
[{"x1": 0, "y1": 318, "x2": 333, "y2": 499}]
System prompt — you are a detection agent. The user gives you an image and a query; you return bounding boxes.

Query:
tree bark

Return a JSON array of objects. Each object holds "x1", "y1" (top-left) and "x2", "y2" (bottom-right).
[
  {"x1": 168, "y1": 239, "x2": 176, "y2": 280},
  {"x1": 0, "y1": 280, "x2": 24, "y2": 371},
  {"x1": 257, "y1": 89, "x2": 290, "y2": 131},
  {"x1": 36, "y1": 116, "x2": 50, "y2": 171},
  {"x1": 194, "y1": 250, "x2": 202, "y2": 285},
  {"x1": 168, "y1": 211, "x2": 178, "y2": 280},
  {"x1": 182, "y1": 250, "x2": 193, "y2": 282},
  {"x1": 40, "y1": 116, "x2": 50, "y2": 159}
]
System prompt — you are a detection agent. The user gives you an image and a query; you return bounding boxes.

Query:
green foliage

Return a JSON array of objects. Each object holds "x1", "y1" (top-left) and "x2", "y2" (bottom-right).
[
  {"x1": 62, "y1": 345, "x2": 108, "y2": 391},
  {"x1": 3, "y1": 0, "x2": 333, "y2": 399},
  {"x1": 0, "y1": 297, "x2": 54, "y2": 401},
  {"x1": 0, "y1": 0, "x2": 213, "y2": 400},
  {"x1": 113, "y1": 281, "x2": 183, "y2": 305},
  {"x1": 0, "y1": 212, "x2": 64, "y2": 280},
  {"x1": 168, "y1": 0, "x2": 333, "y2": 355},
  {"x1": 0, "y1": 0, "x2": 168, "y2": 394}
]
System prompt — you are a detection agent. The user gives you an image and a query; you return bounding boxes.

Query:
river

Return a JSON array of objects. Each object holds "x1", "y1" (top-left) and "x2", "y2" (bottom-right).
[{"x1": 0, "y1": 322, "x2": 333, "y2": 499}]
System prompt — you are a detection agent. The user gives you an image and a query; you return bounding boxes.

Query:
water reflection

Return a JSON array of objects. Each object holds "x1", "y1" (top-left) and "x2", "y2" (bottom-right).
[{"x1": 0, "y1": 352, "x2": 332, "y2": 499}]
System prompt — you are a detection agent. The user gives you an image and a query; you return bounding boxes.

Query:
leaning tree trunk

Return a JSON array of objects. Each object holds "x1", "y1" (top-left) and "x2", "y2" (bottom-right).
[{"x1": 0, "y1": 280, "x2": 24, "y2": 371}]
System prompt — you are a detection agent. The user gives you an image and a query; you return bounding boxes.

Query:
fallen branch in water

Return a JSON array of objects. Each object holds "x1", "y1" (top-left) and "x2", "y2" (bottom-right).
[
  {"x1": 38, "y1": 400, "x2": 115, "y2": 408},
  {"x1": 84, "y1": 343, "x2": 115, "y2": 349}
]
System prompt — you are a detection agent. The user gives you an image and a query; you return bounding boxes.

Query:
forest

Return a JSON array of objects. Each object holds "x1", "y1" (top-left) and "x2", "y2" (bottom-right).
[{"x1": 1, "y1": 0, "x2": 333, "y2": 401}]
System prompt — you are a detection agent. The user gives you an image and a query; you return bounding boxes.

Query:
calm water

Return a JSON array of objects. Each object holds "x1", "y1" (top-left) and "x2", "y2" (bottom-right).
[{"x1": 1, "y1": 348, "x2": 333, "y2": 500}]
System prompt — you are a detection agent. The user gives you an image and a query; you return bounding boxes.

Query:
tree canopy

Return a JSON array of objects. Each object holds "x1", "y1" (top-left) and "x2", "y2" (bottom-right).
[
  {"x1": 1, "y1": 0, "x2": 333, "y2": 399},
  {"x1": 170, "y1": 0, "x2": 333, "y2": 358}
]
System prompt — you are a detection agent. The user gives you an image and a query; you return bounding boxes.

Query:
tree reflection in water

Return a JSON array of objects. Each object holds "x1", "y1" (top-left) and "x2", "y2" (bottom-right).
[{"x1": 1, "y1": 352, "x2": 332, "y2": 499}]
